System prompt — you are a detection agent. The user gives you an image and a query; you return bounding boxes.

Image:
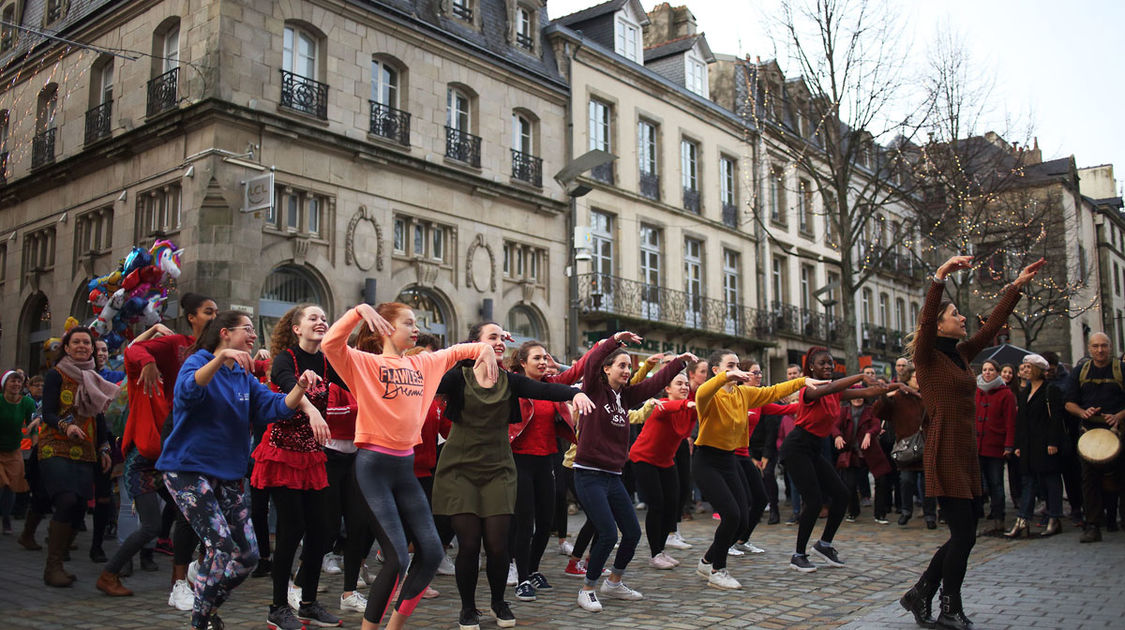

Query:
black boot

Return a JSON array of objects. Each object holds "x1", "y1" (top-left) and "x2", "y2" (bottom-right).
[
  {"x1": 139, "y1": 548, "x2": 159, "y2": 571},
  {"x1": 936, "y1": 591, "x2": 973, "y2": 630},
  {"x1": 899, "y1": 577, "x2": 938, "y2": 628}
]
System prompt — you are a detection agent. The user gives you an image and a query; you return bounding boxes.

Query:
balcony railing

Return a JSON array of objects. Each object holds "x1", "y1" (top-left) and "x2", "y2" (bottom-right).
[
  {"x1": 452, "y1": 3, "x2": 473, "y2": 20},
  {"x1": 868, "y1": 248, "x2": 925, "y2": 281},
  {"x1": 590, "y1": 161, "x2": 613, "y2": 185},
  {"x1": 84, "y1": 100, "x2": 113, "y2": 144},
  {"x1": 445, "y1": 126, "x2": 481, "y2": 167},
  {"x1": 639, "y1": 171, "x2": 659, "y2": 200},
  {"x1": 683, "y1": 188, "x2": 700, "y2": 214},
  {"x1": 146, "y1": 67, "x2": 178, "y2": 117},
  {"x1": 722, "y1": 203, "x2": 738, "y2": 228},
  {"x1": 511, "y1": 149, "x2": 542, "y2": 186},
  {"x1": 861, "y1": 323, "x2": 904, "y2": 354},
  {"x1": 577, "y1": 273, "x2": 840, "y2": 344},
  {"x1": 31, "y1": 128, "x2": 56, "y2": 169},
  {"x1": 0, "y1": 151, "x2": 8, "y2": 185},
  {"x1": 368, "y1": 101, "x2": 411, "y2": 145},
  {"x1": 280, "y1": 70, "x2": 328, "y2": 120},
  {"x1": 516, "y1": 32, "x2": 534, "y2": 50}
]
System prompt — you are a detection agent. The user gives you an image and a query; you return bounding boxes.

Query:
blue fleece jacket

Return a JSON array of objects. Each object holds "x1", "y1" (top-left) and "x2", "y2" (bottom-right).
[{"x1": 157, "y1": 349, "x2": 295, "y2": 480}]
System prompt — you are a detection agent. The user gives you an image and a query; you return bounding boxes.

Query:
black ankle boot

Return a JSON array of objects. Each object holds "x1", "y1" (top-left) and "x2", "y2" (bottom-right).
[
  {"x1": 936, "y1": 591, "x2": 974, "y2": 630},
  {"x1": 899, "y1": 577, "x2": 938, "y2": 628}
]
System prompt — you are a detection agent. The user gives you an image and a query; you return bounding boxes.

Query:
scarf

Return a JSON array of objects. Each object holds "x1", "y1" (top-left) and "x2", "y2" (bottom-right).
[
  {"x1": 935, "y1": 336, "x2": 966, "y2": 370},
  {"x1": 55, "y1": 354, "x2": 120, "y2": 418},
  {"x1": 977, "y1": 374, "x2": 1005, "y2": 393}
]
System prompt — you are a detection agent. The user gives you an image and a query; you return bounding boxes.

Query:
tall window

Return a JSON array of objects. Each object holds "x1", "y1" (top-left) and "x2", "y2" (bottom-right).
[
  {"x1": 590, "y1": 210, "x2": 615, "y2": 305},
  {"x1": 798, "y1": 179, "x2": 812, "y2": 234},
  {"x1": 772, "y1": 257, "x2": 785, "y2": 304},
  {"x1": 162, "y1": 24, "x2": 179, "y2": 73},
  {"x1": 515, "y1": 7, "x2": 534, "y2": 50},
  {"x1": 895, "y1": 297, "x2": 906, "y2": 332},
  {"x1": 686, "y1": 59, "x2": 706, "y2": 96},
  {"x1": 371, "y1": 60, "x2": 399, "y2": 107},
  {"x1": 861, "y1": 288, "x2": 873, "y2": 325},
  {"x1": 637, "y1": 121, "x2": 657, "y2": 175},
  {"x1": 720, "y1": 157, "x2": 735, "y2": 206},
  {"x1": 640, "y1": 224, "x2": 661, "y2": 320},
  {"x1": 769, "y1": 166, "x2": 785, "y2": 224},
  {"x1": 615, "y1": 18, "x2": 640, "y2": 62},
  {"x1": 36, "y1": 85, "x2": 57, "y2": 133},
  {"x1": 723, "y1": 249, "x2": 741, "y2": 333},
  {"x1": 799, "y1": 265, "x2": 813, "y2": 312},
  {"x1": 588, "y1": 99, "x2": 610, "y2": 151},
  {"x1": 136, "y1": 184, "x2": 182, "y2": 238},
  {"x1": 681, "y1": 140, "x2": 698, "y2": 191},
  {"x1": 684, "y1": 237, "x2": 703, "y2": 326},
  {"x1": 283, "y1": 26, "x2": 316, "y2": 80},
  {"x1": 447, "y1": 88, "x2": 470, "y2": 131},
  {"x1": 879, "y1": 293, "x2": 889, "y2": 328},
  {"x1": 826, "y1": 271, "x2": 841, "y2": 319},
  {"x1": 512, "y1": 113, "x2": 532, "y2": 154}
]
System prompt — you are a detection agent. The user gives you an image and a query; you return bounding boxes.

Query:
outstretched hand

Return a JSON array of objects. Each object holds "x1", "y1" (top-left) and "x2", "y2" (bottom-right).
[
  {"x1": 473, "y1": 345, "x2": 499, "y2": 388},
  {"x1": 1013, "y1": 258, "x2": 1046, "y2": 288},
  {"x1": 936, "y1": 255, "x2": 973, "y2": 280},
  {"x1": 355, "y1": 303, "x2": 395, "y2": 337},
  {"x1": 613, "y1": 331, "x2": 643, "y2": 345}
]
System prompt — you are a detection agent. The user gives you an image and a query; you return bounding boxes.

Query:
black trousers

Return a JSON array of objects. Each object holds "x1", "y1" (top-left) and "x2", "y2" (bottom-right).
[
  {"x1": 734, "y1": 455, "x2": 768, "y2": 541},
  {"x1": 921, "y1": 496, "x2": 978, "y2": 595},
  {"x1": 269, "y1": 486, "x2": 329, "y2": 607},
  {"x1": 674, "y1": 439, "x2": 692, "y2": 520},
  {"x1": 512, "y1": 453, "x2": 555, "y2": 581},
  {"x1": 692, "y1": 446, "x2": 748, "y2": 570},
  {"x1": 763, "y1": 456, "x2": 780, "y2": 514},
  {"x1": 632, "y1": 461, "x2": 678, "y2": 556},
  {"x1": 780, "y1": 427, "x2": 848, "y2": 555},
  {"x1": 1081, "y1": 455, "x2": 1125, "y2": 527}
]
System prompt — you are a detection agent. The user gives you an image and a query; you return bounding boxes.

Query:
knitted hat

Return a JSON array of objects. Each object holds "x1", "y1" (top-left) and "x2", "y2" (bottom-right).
[
  {"x1": 1022, "y1": 354, "x2": 1049, "y2": 371},
  {"x1": 1, "y1": 370, "x2": 21, "y2": 389}
]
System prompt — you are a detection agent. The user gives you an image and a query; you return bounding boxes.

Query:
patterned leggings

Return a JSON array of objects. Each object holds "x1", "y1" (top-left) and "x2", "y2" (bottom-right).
[{"x1": 163, "y1": 471, "x2": 258, "y2": 629}]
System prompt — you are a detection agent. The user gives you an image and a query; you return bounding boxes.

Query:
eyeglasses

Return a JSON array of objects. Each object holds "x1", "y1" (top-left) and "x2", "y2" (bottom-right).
[
  {"x1": 226, "y1": 325, "x2": 256, "y2": 334},
  {"x1": 748, "y1": 370, "x2": 763, "y2": 376}
]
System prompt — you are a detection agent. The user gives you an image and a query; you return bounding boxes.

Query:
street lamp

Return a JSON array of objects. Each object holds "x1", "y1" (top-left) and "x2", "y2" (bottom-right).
[{"x1": 555, "y1": 149, "x2": 616, "y2": 360}]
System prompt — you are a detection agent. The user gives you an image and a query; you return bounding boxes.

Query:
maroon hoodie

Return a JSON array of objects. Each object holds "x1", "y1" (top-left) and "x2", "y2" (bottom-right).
[{"x1": 574, "y1": 339, "x2": 688, "y2": 473}]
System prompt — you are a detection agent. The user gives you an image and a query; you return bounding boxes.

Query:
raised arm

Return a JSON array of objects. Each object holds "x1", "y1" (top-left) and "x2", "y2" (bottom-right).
[
  {"x1": 322, "y1": 308, "x2": 363, "y2": 384},
  {"x1": 962, "y1": 258, "x2": 1043, "y2": 359},
  {"x1": 624, "y1": 353, "x2": 694, "y2": 407}
]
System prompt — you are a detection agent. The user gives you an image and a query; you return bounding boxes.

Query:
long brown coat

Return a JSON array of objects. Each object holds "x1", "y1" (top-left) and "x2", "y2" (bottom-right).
[{"x1": 915, "y1": 280, "x2": 1022, "y2": 499}]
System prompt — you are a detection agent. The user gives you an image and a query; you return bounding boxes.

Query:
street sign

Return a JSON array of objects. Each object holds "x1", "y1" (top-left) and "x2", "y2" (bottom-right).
[{"x1": 242, "y1": 172, "x2": 274, "y2": 213}]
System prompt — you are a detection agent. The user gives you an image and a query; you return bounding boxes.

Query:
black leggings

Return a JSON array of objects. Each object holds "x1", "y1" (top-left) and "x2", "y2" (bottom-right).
[
  {"x1": 92, "y1": 466, "x2": 114, "y2": 551},
  {"x1": 764, "y1": 456, "x2": 780, "y2": 513},
  {"x1": 552, "y1": 451, "x2": 569, "y2": 539},
  {"x1": 451, "y1": 514, "x2": 511, "y2": 610},
  {"x1": 249, "y1": 485, "x2": 271, "y2": 561},
  {"x1": 513, "y1": 453, "x2": 555, "y2": 581},
  {"x1": 735, "y1": 455, "x2": 768, "y2": 542},
  {"x1": 269, "y1": 486, "x2": 329, "y2": 607},
  {"x1": 781, "y1": 426, "x2": 848, "y2": 555},
  {"x1": 921, "y1": 497, "x2": 978, "y2": 595},
  {"x1": 674, "y1": 440, "x2": 692, "y2": 520},
  {"x1": 321, "y1": 449, "x2": 374, "y2": 593},
  {"x1": 632, "y1": 461, "x2": 678, "y2": 556},
  {"x1": 841, "y1": 466, "x2": 868, "y2": 518},
  {"x1": 692, "y1": 446, "x2": 748, "y2": 570}
]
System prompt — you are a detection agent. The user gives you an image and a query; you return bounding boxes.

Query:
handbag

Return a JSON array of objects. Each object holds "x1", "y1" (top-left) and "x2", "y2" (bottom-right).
[{"x1": 891, "y1": 430, "x2": 924, "y2": 466}]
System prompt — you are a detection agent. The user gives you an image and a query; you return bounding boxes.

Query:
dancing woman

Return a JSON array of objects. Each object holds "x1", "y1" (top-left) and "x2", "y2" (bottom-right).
[
  {"x1": 899, "y1": 255, "x2": 1043, "y2": 630},
  {"x1": 322, "y1": 303, "x2": 497, "y2": 630},
  {"x1": 157, "y1": 311, "x2": 326, "y2": 630}
]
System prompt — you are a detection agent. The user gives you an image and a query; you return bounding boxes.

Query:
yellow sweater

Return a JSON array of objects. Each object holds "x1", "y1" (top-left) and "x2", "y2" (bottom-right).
[{"x1": 694, "y1": 372, "x2": 806, "y2": 451}]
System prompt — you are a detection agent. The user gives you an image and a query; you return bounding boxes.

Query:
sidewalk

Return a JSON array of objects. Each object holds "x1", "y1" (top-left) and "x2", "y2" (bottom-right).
[{"x1": 2, "y1": 508, "x2": 1122, "y2": 629}]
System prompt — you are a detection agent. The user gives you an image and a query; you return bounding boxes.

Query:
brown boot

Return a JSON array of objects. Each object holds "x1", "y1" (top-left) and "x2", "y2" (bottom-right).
[
  {"x1": 44, "y1": 521, "x2": 76, "y2": 587},
  {"x1": 96, "y1": 571, "x2": 134, "y2": 596},
  {"x1": 18, "y1": 511, "x2": 44, "y2": 551}
]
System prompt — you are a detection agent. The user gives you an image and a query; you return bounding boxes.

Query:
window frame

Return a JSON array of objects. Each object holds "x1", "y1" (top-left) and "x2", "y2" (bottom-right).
[
  {"x1": 588, "y1": 99, "x2": 611, "y2": 152},
  {"x1": 447, "y1": 87, "x2": 471, "y2": 132},
  {"x1": 615, "y1": 17, "x2": 640, "y2": 62},
  {"x1": 680, "y1": 138, "x2": 699, "y2": 192},
  {"x1": 283, "y1": 25, "x2": 317, "y2": 81},
  {"x1": 637, "y1": 120, "x2": 657, "y2": 175},
  {"x1": 371, "y1": 59, "x2": 400, "y2": 108}
]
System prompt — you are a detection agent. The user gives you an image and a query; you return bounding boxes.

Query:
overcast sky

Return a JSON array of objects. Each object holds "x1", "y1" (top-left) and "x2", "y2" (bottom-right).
[{"x1": 548, "y1": 0, "x2": 1125, "y2": 196}]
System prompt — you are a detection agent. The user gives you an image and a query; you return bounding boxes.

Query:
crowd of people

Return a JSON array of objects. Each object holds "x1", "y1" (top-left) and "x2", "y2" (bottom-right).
[{"x1": 2, "y1": 253, "x2": 1120, "y2": 630}]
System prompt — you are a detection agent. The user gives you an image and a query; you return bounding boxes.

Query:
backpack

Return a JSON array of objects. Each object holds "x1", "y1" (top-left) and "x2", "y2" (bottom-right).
[{"x1": 1078, "y1": 359, "x2": 1124, "y2": 391}]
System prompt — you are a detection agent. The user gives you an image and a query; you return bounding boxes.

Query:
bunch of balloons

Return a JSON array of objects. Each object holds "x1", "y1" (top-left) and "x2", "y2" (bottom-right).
[{"x1": 86, "y1": 240, "x2": 184, "y2": 350}]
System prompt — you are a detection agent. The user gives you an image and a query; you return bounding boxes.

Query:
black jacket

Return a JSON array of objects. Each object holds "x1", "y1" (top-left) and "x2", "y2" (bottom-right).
[
  {"x1": 438, "y1": 361, "x2": 579, "y2": 424},
  {"x1": 1015, "y1": 382, "x2": 1068, "y2": 474}
]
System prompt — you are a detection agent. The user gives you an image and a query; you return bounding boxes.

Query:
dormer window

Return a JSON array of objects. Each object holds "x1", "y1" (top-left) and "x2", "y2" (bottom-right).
[
  {"x1": 452, "y1": 0, "x2": 473, "y2": 21},
  {"x1": 686, "y1": 58, "x2": 706, "y2": 97},
  {"x1": 515, "y1": 7, "x2": 534, "y2": 51},
  {"x1": 615, "y1": 16, "x2": 640, "y2": 63}
]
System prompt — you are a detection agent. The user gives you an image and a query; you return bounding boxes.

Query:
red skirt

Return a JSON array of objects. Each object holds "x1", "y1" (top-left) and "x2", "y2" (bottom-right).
[{"x1": 250, "y1": 441, "x2": 328, "y2": 491}]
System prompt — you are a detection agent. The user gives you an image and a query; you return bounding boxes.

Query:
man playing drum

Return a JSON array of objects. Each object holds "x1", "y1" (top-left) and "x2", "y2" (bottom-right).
[{"x1": 1064, "y1": 332, "x2": 1125, "y2": 543}]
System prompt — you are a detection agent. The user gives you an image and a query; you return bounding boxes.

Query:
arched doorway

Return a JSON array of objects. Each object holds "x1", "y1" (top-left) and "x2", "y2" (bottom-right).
[
  {"x1": 258, "y1": 265, "x2": 329, "y2": 349},
  {"x1": 506, "y1": 304, "x2": 546, "y2": 348},
  {"x1": 18, "y1": 292, "x2": 52, "y2": 375},
  {"x1": 396, "y1": 286, "x2": 451, "y2": 347}
]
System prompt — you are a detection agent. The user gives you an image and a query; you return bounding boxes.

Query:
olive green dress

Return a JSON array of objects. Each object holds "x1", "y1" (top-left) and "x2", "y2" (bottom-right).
[{"x1": 432, "y1": 368, "x2": 517, "y2": 517}]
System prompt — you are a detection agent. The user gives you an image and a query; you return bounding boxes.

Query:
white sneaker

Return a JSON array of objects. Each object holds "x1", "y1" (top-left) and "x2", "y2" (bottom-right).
[
  {"x1": 665, "y1": 533, "x2": 691, "y2": 550},
  {"x1": 506, "y1": 561, "x2": 518, "y2": 586},
  {"x1": 558, "y1": 540, "x2": 574, "y2": 556},
  {"x1": 437, "y1": 553, "x2": 456, "y2": 576},
  {"x1": 707, "y1": 568, "x2": 742, "y2": 590},
  {"x1": 658, "y1": 551, "x2": 681, "y2": 567},
  {"x1": 168, "y1": 579, "x2": 194, "y2": 611},
  {"x1": 737, "y1": 542, "x2": 766, "y2": 554},
  {"x1": 340, "y1": 591, "x2": 368, "y2": 612},
  {"x1": 599, "y1": 579, "x2": 643, "y2": 601},
  {"x1": 323, "y1": 553, "x2": 342, "y2": 575},
  {"x1": 727, "y1": 545, "x2": 745, "y2": 557},
  {"x1": 695, "y1": 558, "x2": 712, "y2": 580},
  {"x1": 288, "y1": 583, "x2": 301, "y2": 610},
  {"x1": 649, "y1": 553, "x2": 675, "y2": 570},
  {"x1": 577, "y1": 589, "x2": 602, "y2": 612},
  {"x1": 357, "y1": 575, "x2": 367, "y2": 590},
  {"x1": 361, "y1": 561, "x2": 376, "y2": 584},
  {"x1": 187, "y1": 559, "x2": 199, "y2": 584}
]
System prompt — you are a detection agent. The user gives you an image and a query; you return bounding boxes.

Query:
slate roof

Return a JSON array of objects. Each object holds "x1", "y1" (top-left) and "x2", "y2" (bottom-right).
[
  {"x1": 643, "y1": 33, "x2": 714, "y2": 63},
  {"x1": 554, "y1": 0, "x2": 630, "y2": 27}
]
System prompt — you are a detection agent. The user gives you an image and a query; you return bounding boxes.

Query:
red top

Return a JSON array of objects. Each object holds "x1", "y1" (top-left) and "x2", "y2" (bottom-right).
[
  {"x1": 512, "y1": 399, "x2": 559, "y2": 456},
  {"x1": 325, "y1": 384, "x2": 357, "y2": 442},
  {"x1": 736, "y1": 402, "x2": 799, "y2": 457},
  {"x1": 629, "y1": 399, "x2": 697, "y2": 468},
  {"x1": 121, "y1": 334, "x2": 194, "y2": 459},
  {"x1": 974, "y1": 385, "x2": 1016, "y2": 458},
  {"x1": 414, "y1": 398, "x2": 450, "y2": 477},
  {"x1": 796, "y1": 388, "x2": 842, "y2": 438}
]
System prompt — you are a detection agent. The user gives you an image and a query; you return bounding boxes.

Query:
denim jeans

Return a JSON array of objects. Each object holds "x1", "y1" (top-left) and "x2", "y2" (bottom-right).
[
  {"x1": 573, "y1": 468, "x2": 640, "y2": 586},
  {"x1": 1019, "y1": 472, "x2": 1063, "y2": 520},
  {"x1": 979, "y1": 456, "x2": 1006, "y2": 520}
]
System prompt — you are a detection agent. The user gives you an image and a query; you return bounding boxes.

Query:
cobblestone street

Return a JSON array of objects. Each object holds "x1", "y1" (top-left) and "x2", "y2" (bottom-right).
[{"x1": 4, "y1": 507, "x2": 1123, "y2": 629}]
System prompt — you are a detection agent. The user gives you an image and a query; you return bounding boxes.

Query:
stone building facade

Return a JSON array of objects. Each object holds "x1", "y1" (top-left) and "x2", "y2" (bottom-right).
[{"x1": 0, "y1": 0, "x2": 571, "y2": 372}]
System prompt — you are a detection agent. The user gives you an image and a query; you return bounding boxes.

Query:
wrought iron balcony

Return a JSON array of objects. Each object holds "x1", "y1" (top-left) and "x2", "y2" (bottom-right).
[
  {"x1": 146, "y1": 67, "x2": 178, "y2": 117},
  {"x1": 511, "y1": 149, "x2": 542, "y2": 186},
  {"x1": 639, "y1": 171, "x2": 659, "y2": 200},
  {"x1": 31, "y1": 128, "x2": 56, "y2": 169},
  {"x1": 84, "y1": 100, "x2": 113, "y2": 144},
  {"x1": 861, "y1": 323, "x2": 903, "y2": 353},
  {"x1": 868, "y1": 248, "x2": 924, "y2": 281},
  {"x1": 590, "y1": 161, "x2": 613, "y2": 185},
  {"x1": 722, "y1": 203, "x2": 738, "y2": 228},
  {"x1": 0, "y1": 151, "x2": 7, "y2": 184},
  {"x1": 445, "y1": 126, "x2": 481, "y2": 167},
  {"x1": 452, "y1": 3, "x2": 473, "y2": 20},
  {"x1": 683, "y1": 188, "x2": 700, "y2": 214},
  {"x1": 368, "y1": 101, "x2": 411, "y2": 145},
  {"x1": 516, "y1": 32, "x2": 534, "y2": 50},
  {"x1": 280, "y1": 70, "x2": 328, "y2": 120}
]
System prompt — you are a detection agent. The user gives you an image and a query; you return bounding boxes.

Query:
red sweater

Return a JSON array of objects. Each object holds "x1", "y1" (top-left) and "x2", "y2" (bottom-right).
[
  {"x1": 629, "y1": 399, "x2": 697, "y2": 467},
  {"x1": 736, "y1": 402, "x2": 799, "y2": 457},
  {"x1": 974, "y1": 385, "x2": 1016, "y2": 458},
  {"x1": 122, "y1": 334, "x2": 194, "y2": 459},
  {"x1": 325, "y1": 384, "x2": 357, "y2": 442},
  {"x1": 414, "y1": 398, "x2": 451, "y2": 477},
  {"x1": 796, "y1": 389, "x2": 842, "y2": 438}
]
